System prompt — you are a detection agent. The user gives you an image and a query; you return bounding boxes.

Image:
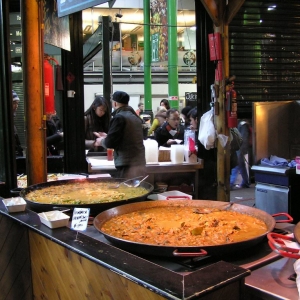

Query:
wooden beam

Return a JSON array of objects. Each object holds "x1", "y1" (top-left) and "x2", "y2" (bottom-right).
[
  {"x1": 200, "y1": 0, "x2": 221, "y2": 26},
  {"x1": 225, "y1": 0, "x2": 245, "y2": 24},
  {"x1": 22, "y1": 0, "x2": 47, "y2": 185}
]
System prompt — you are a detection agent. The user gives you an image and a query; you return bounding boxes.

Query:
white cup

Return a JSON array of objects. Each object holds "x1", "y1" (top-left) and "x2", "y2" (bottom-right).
[
  {"x1": 171, "y1": 145, "x2": 184, "y2": 164},
  {"x1": 67, "y1": 90, "x2": 76, "y2": 98}
]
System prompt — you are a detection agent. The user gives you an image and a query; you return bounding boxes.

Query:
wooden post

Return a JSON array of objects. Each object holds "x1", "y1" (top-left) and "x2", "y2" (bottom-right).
[
  {"x1": 216, "y1": 24, "x2": 230, "y2": 202},
  {"x1": 201, "y1": 0, "x2": 245, "y2": 202},
  {"x1": 22, "y1": 0, "x2": 47, "y2": 185}
]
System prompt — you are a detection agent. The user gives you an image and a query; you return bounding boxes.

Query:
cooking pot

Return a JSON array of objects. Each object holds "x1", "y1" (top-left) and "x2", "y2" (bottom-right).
[
  {"x1": 94, "y1": 200, "x2": 292, "y2": 257},
  {"x1": 20, "y1": 177, "x2": 153, "y2": 216},
  {"x1": 267, "y1": 221, "x2": 300, "y2": 259}
]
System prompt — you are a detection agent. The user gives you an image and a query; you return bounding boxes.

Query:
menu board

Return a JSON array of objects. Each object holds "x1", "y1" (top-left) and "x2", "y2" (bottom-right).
[{"x1": 57, "y1": 0, "x2": 109, "y2": 17}]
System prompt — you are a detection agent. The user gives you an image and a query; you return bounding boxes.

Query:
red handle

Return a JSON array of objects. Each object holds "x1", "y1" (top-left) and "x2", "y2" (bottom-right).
[
  {"x1": 166, "y1": 196, "x2": 190, "y2": 200},
  {"x1": 173, "y1": 248, "x2": 208, "y2": 257},
  {"x1": 272, "y1": 212, "x2": 293, "y2": 223},
  {"x1": 267, "y1": 232, "x2": 300, "y2": 259}
]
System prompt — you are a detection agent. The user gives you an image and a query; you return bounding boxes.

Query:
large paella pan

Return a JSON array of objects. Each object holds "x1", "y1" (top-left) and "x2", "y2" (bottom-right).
[
  {"x1": 20, "y1": 177, "x2": 154, "y2": 216},
  {"x1": 94, "y1": 200, "x2": 279, "y2": 257}
]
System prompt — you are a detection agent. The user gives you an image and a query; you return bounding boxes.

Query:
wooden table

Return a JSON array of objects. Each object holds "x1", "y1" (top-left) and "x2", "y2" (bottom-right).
[{"x1": 86, "y1": 157, "x2": 203, "y2": 198}]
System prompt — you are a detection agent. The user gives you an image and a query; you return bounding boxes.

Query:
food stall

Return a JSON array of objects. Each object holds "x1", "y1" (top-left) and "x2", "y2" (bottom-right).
[
  {"x1": 0, "y1": 200, "x2": 249, "y2": 300},
  {"x1": 1, "y1": 191, "x2": 300, "y2": 299}
]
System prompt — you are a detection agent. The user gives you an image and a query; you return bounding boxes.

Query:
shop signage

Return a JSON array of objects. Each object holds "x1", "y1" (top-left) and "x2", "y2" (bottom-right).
[
  {"x1": 185, "y1": 92, "x2": 197, "y2": 100},
  {"x1": 185, "y1": 92, "x2": 197, "y2": 107},
  {"x1": 71, "y1": 208, "x2": 90, "y2": 231},
  {"x1": 57, "y1": 0, "x2": 110, "y2": 17},
  {"x1": 169, "y1": 96, "x2": 179, "y2": 100},
  {"x1": 9, "y1": 13, "x2": 21, "y2": 25}
]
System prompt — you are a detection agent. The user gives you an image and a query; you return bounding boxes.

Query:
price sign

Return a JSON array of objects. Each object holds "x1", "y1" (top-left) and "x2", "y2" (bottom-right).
[
  {"x1": 169, "y1": 96, "x2": 178, "y2": 100},
  {"x1": 71, "y1": 208, "x2": 90, "y2": 231}
]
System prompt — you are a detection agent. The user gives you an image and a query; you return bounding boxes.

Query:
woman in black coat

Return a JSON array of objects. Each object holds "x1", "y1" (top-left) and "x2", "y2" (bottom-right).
[{"x1": 84, "y1": 96, "x2": 110, "y2": 152}]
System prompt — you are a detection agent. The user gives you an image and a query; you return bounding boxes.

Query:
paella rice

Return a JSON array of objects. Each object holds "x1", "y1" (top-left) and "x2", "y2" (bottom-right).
[
  {"x1": 25, "y1": 181, "x2": 148, "y2": 205},
  {"x1": 101, "y1": 206, "x2": 268, "y2": 246}
]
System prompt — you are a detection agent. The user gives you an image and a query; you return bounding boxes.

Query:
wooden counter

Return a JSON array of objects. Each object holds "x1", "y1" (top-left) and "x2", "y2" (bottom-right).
[
  {"x1": 0, "y1": 200, "x2": 249, "y2": 300},
  {"x1": 87, "y1": 157, "x2": 204, "y2": 198}
]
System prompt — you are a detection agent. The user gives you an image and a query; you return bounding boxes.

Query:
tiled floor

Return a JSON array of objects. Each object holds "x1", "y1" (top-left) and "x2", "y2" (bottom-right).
[{"x1": 230, "y1": 185, "x2": 255, "y2": 207}]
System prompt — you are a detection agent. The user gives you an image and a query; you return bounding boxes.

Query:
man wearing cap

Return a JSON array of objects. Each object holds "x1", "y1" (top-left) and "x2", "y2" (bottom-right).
[
  {"x1": 12, "y1": 90, "x2": 23, "y2": 156},
  {"x1": 93, "y1": 91, "x2": 146, "y2": 178}
]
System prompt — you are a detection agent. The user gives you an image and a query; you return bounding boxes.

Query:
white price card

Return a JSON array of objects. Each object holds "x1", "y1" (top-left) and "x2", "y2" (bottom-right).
[{"x1": 71, "y1": 208, "x2": 90, "y2": 231}]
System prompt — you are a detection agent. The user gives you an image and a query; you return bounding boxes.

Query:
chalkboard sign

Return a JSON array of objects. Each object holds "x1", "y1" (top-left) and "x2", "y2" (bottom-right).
[
  {"x1": 58, "y1": 0, "x2": 109, "y2": 17},
  {"x1": 185, "y1": 92, "x2": 197, "y2": 108}
]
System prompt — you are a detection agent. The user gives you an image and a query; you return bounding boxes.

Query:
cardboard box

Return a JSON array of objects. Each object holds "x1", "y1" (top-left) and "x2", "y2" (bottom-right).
[{"x1": 158, "y1": 147, "x2": 171, "y2": 162}]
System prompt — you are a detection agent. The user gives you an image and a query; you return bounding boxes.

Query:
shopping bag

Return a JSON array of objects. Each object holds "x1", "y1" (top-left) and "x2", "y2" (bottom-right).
[{"x1": 198, "y1": 108, "x2": 216, "y2": 150}]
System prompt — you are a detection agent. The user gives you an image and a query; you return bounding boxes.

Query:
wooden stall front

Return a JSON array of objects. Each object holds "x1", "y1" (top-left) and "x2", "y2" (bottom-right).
[{"x1": 0, "y1": 200, "x2": 249, "y2": 300}]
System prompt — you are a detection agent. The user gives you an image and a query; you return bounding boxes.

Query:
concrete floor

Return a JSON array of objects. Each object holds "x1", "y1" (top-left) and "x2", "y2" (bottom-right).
[{"x1": 230, "y1": 185, "x2": 255, "y2": 207}]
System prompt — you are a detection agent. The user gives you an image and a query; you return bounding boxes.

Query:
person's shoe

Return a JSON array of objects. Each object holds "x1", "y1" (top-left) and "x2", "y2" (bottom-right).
[
  {"x1": 230, "y1": 184, "x2": 240, "y2": 190},
  {"x1": 240, "y1": 183, "x2": 250, "y2": 188}
]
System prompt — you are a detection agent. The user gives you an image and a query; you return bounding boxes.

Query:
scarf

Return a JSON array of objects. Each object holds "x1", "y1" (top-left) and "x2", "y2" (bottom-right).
[{"x1": 166, "y1": 124, "x2": 179, "y2": 137}]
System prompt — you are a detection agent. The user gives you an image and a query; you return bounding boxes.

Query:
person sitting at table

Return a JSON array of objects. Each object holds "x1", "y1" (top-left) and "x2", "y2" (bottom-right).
[
  {"x1": 147, "y1": 108, "x2": 167, "y2": 136},
  {"x1": 84, "y1": 96, "x2": 110, "y2": 152},
  {"x1": 154, "y1": 108, "x2": 184, "y2": 147}
]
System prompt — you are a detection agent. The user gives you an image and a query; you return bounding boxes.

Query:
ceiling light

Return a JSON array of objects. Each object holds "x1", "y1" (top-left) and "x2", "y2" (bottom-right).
[
  {"x1": 131, "y1": 26, "x2": 142, "y2": 33},
  {"x1": 268, "y1": 5, "x2": 276, "y2": 11},
  {"x1": 83, "y1": 25, "x2": 92, "y2": 33},
  {"x1": 122, "y1": 34, "x2": 130, "y2": 40}
]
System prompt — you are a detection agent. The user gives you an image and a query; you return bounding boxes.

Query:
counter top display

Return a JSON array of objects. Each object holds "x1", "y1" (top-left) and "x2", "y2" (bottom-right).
[
  {"x1": 86, "y1": 156, "x2": 204, "y2": 198},
  {"x1": 87, "y1": 156, "x2": 203, "y2": 172},
  {"x1": 0, "y1": 200, "x2": 249, "y2": 299},
  {"x1": 1, "y1": 199, "x2": 299, "y2": 299}
]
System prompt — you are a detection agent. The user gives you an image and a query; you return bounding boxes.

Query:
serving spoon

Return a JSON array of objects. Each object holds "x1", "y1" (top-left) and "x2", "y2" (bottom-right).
[
  {"x1": 109, "y1": 175, "x2": 149, "y2": 189},
  {"x1": 129, "y1": 175, "x2": 149, "y2": 188}
]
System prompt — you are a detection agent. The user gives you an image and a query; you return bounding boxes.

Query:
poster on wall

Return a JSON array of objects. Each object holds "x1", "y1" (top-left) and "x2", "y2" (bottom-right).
[
  {"x1": 150, "y1": 0, "x2": 168, "y2": 63},
  {"x1": 44, "y1": 1, "x2": 70, "y2": 51}
]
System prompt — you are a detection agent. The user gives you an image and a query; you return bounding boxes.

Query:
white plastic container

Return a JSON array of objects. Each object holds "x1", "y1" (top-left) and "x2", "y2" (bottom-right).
[
  {"x1": 148, "y1": 190, "x2": 192, "y2": 200},
  {"x1": 2, "y1": 197, "x2": 26, "y2": 213},
  {"x1": 171, "y1": 144, "x2": 184, "y2": 164},
  {"x1": 38, "y1": 211, "x2": 70, "y2": 229},
  {"x1": 144, "y1": 139, "x2": 159, "y2": 163}
]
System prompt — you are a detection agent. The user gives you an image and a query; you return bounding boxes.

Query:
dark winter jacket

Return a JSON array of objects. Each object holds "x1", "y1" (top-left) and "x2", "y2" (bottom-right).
[
  {"x1": 154, "y1": 122, "x2": 185, "y2": 147},
  {"x1": 238, "y1": 121, "x2": 250, "y2": 155},
  {"x1": 102, "y1": 106, "x2": 145, "y2": 167},
  {"x1": 84, "y1": 114, "x2": 108, "y2": 151}
]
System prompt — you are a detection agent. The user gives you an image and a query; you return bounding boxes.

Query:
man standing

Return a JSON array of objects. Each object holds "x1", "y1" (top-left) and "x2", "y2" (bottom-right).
[
  {"x1": 12, "y1": 90, "x2": 23, "y2": 156},
  {"x1": 230, "y1": 120, "x2": 251, "y2": 189},
  {"x1": 94, "y1": 91, "x2": 146, "y2": 178}
]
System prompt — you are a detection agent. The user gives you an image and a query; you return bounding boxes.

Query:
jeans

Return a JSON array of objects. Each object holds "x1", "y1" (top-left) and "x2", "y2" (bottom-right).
[{"x1": 230, "y1": 150, "x2": 249, "y2": 186}]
